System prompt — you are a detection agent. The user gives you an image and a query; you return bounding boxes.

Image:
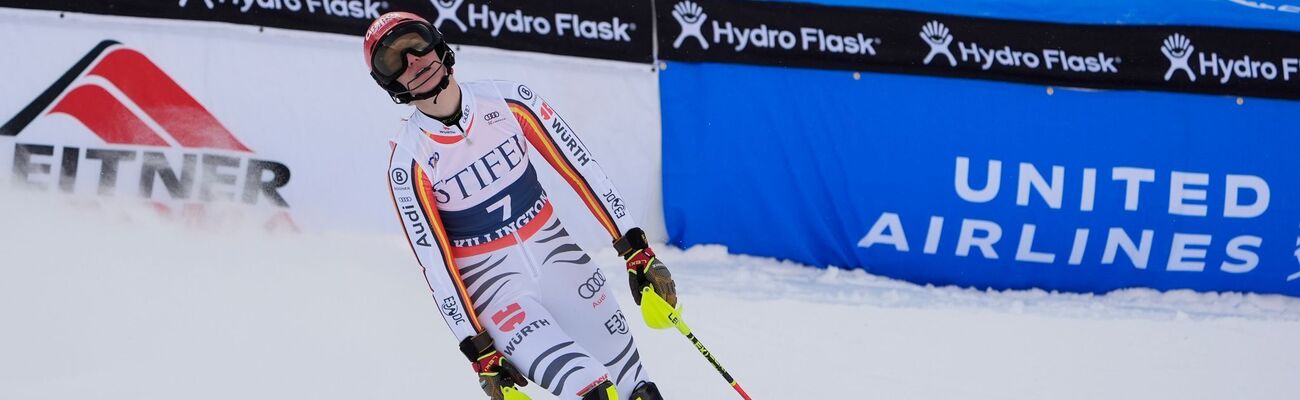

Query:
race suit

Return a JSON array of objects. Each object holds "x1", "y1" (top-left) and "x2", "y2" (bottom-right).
[{"x1": 385, "y1": 80, "x2": 649, "y2": 399}]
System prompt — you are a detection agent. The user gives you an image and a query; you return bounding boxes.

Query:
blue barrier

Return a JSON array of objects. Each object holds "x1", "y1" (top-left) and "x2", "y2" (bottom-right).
[{"x1": 661, "y1": 61, "x2": 1300, "y2": 296}]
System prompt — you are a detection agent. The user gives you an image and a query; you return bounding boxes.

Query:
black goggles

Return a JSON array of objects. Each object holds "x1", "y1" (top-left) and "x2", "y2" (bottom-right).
[{"x1": 371, "y1": 22, "x2": 444, "y2": 84}]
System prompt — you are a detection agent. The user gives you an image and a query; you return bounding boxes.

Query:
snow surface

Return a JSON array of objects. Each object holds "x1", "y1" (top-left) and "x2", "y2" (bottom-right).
[{"x1": 3, "y1": 194, "x2": 1299, "y2": 400}]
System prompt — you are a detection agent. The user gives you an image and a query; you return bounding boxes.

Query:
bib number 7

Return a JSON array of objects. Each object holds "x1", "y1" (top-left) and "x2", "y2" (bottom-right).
[{"x1": 486, "y1": 195, "x2": 512, "y2": 222}]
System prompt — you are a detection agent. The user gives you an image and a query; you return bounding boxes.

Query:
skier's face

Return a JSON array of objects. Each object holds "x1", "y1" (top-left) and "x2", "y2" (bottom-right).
[{"x1": 398, "y1": 45, "x2": 449, "y2": 96}]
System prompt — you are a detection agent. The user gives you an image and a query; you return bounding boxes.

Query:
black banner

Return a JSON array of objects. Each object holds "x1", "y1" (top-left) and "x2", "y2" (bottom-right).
[
  {"x1": 5, "y1": 0, "x2": 1300, "y2": 99},
  {"x1": 658, "y1": 0, "x2": 1300, "y2": 100},
  {"x1": 0, "y1": 0, "x2": 655, "y2": 63}
]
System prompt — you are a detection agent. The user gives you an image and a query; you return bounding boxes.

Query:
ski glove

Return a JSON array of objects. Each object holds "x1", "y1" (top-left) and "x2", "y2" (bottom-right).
[
  {"x1": 614, "y1": 228, "x2": 678, "y2": 307},
  {"x1": 461, "y1": 332, "x2": 528, "y2": 400}
]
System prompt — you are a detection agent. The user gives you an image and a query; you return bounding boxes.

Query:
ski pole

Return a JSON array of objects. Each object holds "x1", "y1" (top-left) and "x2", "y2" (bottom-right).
[
  {"x1": 639, "y1": 287, "x2": 753, "y2": 400},
  {"x1": 500, "y1": 386, "x2": 531, "y2": 400}
]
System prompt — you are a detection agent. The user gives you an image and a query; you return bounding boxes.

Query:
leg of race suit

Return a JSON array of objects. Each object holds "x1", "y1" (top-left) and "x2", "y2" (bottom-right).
[
  {"x1": 525, "y1": 217, "x2": 653, "y2": 399},
  {"x1": 458, "y1": 243, "x2": 614, "y2": 400}
]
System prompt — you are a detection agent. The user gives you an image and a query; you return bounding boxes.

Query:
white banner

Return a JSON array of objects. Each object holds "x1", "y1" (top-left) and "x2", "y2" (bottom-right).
[{"x1": 0, "y1": 8, "x2": 665, "y2": 246}]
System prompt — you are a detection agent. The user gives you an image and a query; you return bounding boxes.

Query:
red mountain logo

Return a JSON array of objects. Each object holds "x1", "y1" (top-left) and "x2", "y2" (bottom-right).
[
  {"x1": 3, "y1": 40, "x2": 250, "y2": 151},
  {"x1": 3, "y1": 40, "x2": 295, "y2": 230}
]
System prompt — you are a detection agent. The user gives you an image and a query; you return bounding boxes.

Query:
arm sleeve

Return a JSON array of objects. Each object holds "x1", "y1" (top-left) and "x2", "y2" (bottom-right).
[
  {"x1": 502, "y1": 86, "x2": 639, "y2": 242},
  {"x1": 386, "y1": 141, "x2": 484, "y2": 342}
]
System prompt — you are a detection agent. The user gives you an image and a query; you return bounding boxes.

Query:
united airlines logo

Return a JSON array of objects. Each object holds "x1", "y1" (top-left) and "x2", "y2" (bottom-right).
[
  {"x1": 920, "y1": 21, "x2": 956, "y2": 67},
  {"x1": 1162, "y1": 33, "x2": 1197, "y2": 82},
  {"x1": 671, "y1": 1, "x2": 709, "y2": 50},
  {"x1": 1291, "y1": 236, "x2": 1300, "y2": 282},
  {"x1": 1227, "y1": 0, "x2": 1300, "y2": 14}
]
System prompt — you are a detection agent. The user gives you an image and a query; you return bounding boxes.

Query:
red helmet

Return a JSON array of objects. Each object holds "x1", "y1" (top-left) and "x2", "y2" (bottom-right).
[{"x1": 363, "y1": 12, "x2": 456, "y2": 103}]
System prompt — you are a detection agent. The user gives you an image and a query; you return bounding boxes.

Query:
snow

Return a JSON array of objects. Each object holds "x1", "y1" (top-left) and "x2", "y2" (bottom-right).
[{"x1": 2, "y1": 194, "x2": 1299, "y2": 399}]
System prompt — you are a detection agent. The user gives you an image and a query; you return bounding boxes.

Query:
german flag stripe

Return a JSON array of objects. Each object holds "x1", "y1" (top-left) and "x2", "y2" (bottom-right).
[
  {"x1": 411, "y1": 159, "x2": 484, "y2": 332},
  {"x1": 387, "y1": 145, "x2": 436, "y2": 293},
  {"x1": 506, "y1": 100, "x2": 620, "y2": 240}
]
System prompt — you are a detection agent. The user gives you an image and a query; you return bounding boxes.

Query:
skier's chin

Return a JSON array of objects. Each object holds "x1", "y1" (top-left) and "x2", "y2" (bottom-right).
[
  {"x1": 409, "y1": 85, "x2": 435, "y2": 98},
  {"x1": 407, "y1": 76, "x2": 440, "y2": 98}
]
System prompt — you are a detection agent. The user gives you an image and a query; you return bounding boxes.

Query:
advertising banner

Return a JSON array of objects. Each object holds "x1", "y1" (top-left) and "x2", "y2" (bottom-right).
[
  {"x1": 661, "y1": 62, "x2": 1300, "y2": 296},
  {"x1": 0, "y1": 9, "x2": 665, "y2": 246},
  {"x1": 9, "y1": 0, "x2": 1295, "y2": 99},
  {"x1": 0, "y1": 0, "x2": 655, "y2": 63},
  {"x1": 657, "y1": 0, "x2": 1300, "y2": 100},
  {"x1": 769, "y1": 0, "x2": 1300, "y2": 33}
]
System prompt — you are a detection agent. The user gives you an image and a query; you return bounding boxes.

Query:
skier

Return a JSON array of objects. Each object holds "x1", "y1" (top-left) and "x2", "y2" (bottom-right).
[{"x1": 364, "y1": 12, "x2": 677, "y2": 400}]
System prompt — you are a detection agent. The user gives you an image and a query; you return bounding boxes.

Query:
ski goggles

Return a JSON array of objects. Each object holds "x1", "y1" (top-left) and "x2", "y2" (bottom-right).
[{"x1": 370, "y1": 22, "x2": 446, "y2": 85}]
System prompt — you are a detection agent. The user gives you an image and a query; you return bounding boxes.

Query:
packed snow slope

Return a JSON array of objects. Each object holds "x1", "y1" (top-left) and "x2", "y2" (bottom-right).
[{"x1": 2, "y1": 194, "x2": 1299, "y2": 400}]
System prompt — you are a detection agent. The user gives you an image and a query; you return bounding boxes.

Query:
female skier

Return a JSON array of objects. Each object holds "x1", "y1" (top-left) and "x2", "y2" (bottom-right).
[{"x1": 364, "y1": 11, "x2": 677, "y2": 400}]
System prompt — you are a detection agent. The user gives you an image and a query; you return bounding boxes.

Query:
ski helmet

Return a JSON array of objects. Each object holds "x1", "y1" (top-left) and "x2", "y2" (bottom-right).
[{"x1": 363, "y1": 12, "x2": 456, "y2": 104}]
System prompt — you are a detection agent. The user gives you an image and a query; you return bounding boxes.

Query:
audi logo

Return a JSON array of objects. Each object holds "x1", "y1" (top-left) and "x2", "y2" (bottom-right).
[
  {"x1": 484, "y1": 111, "x2": 501, "y2": 121},
  {"x1": 577, "y1": 270, "x2": 606, "y2": 299}
]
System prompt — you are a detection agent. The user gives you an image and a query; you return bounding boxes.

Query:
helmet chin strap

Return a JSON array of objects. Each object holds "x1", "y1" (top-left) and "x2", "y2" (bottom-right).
[
  {"x1": 401, "y1": 73, "x2": 450, "y2": 103},
  {"x1": 396, "y1": 52, "x2": 453, "y2": 103},
  {"x1": 429, "y1": 70, "x2": 453, "y2": 103}
]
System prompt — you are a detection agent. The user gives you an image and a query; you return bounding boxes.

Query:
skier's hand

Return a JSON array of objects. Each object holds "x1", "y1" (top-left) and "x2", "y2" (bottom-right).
[
  {"x1": 626, "y1": 247, "x2": 677, "y2": 307},
  {"x1": 614, "y1": 228, "x2": 678, "y2": 307},
  {"x1": 473, "y1": 349, "x2": 528, "y2": 399},
  {"x1": 462, "y1": 332, "x2": 528, "y2": 399}
]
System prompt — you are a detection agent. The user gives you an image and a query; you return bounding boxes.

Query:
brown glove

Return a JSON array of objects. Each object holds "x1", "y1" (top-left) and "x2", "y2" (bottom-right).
[
  {"x1": 614, "y1": 228, "x2": 677, "y2": 307},
  {"x1": 461, "y1": 333, "x2": 527, "y2": 399}
]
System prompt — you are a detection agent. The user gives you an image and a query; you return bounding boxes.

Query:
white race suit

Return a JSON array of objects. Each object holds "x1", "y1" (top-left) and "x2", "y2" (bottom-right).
[{"x1": 385, "y1": 80, "x2": 649, "y2": 399}]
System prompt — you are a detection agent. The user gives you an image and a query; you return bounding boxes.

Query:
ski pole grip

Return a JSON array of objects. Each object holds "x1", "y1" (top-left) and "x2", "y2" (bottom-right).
[{"x1": 613, "y1": 227, "x2": 649, "y2": 258}]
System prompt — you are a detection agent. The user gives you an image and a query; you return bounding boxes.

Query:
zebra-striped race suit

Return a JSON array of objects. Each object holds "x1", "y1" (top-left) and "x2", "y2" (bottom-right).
[{"x1": 386, "y1": 79, "x2": 649, "y2": 399}]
